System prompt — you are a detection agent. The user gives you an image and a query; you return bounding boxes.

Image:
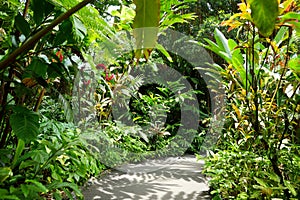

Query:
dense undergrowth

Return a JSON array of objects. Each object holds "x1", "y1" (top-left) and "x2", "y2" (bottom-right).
[
  {"x1": 0, "y1": 0, "x2": 208, "y2": 199},
  {"x1": 199, "y1": 1, "x2": 300, "y2": 199}
]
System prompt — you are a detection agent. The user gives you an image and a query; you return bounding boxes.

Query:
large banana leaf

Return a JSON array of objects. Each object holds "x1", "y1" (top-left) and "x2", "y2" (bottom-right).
[{"x1": 133, "y1": 0, "x2": 160, "y2": 60}]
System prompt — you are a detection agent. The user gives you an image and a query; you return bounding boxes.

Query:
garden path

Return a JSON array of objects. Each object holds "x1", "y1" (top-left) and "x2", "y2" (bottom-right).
[{"x1": 82, "y1": 155, "x2": 211, "y2": 200}]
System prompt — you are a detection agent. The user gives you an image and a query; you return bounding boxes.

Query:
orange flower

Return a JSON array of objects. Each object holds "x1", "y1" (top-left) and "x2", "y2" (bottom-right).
[{"x1": 56, "y1": 50, "x2": 64, "y2": 62}]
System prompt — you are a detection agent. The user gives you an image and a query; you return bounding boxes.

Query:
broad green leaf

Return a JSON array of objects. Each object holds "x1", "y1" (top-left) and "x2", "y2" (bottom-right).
[
  {"x1": 20, "y1": 184, "x2": 29, "y2": 198},
  {"x1": 133, "y1": 0, "x2": 160, "y2": 28},
  {"x1": 25, "y1": 180, "x2": 48, "y2": 193},
  {"x1": 254, "y1": 177, "x2": 268, "y2": 187},
  {"x1": 31, "y1": 150, "x2": 49, "y2": 163},
  {"x1": 288, "y1": 56, "x2": 300, "y2": 71},
  {"x1": 48, "y1": 62, "x2": 65, "y2": 79},
  {"x1": 72, "y1": 16, "x2": 87, "y2": 40},
  {"x1": 214, "y1": 28, "x2": 231, "y2": 58},
  {"x1": 133, "y1": 0, "x2": 160, "y2": 60},
  {"x1": 50, "y1": 0, "x2": 115, "y2": 43},
  {"x1": 11, "y1": 139, "x2": 25, "y2": 168},
  {"x1": 54, "y1": 19, "x2": 73, "y2": 46},
  {"x1": 0, "y1": 189, "x2": 9, "y2": 196},
  {"x1": 30, "y1": 0, "x2": 44, "y2": 25},
  {"x1": 229, "y1": 39, "x2": 247, "y2": 88},
  {"x1": 227, "y1": 39, "x2": 238, "y2": 51},
  {"x1": 0, "y1": 195, "x2": 20, "y2": 200},
  {"x1": 281, "y1": 12, "x2": 300, "y2": 21},
  {"x1": 27, "y1": 57, "x2": 48, "y2": 78},
  {"x1": 14, "y1": 14, "x2": 31, "y2": 37},
  {"x1": 202, "y1": 39, "x2": 231, "y2": 63},
  {"x1": 31, "y1": 0, "x2": 55, "y2": 25},
  {"x1": 48, "y1": 182, "x2": 82, "y2": 196},
  {"x1": 249, "y1": 0, "x2": 279, "y2": 37},
  {"x1": 288, "y1": 56, "x2": 300, "y2": 79},
  {"x1": 202, "y1": 39, "x2": 221, "y2": 53},
  {"x1": 265, "y1": 172, "x2": 280, "y2": 183},
  {"x1": 274, "y1": 26, "x2": 288, "y2": 45},
  {"x1": 0, "y1": 167, "x2": 12, "y2": 183},
  {"x1": 10, "y1": 106, "x2": 40, "y2": 144},
  {"x1": 156, "y1": 43, "x2": 173, "y2": 62},
  {"x1": 119, "y1": 6, "x2": 135, "y2": 23},
  {"x1": 284, "y1": 180, "x2": 297, "y2": 196},
  {"x1": 281, "y1": 12, "x2": 300, "y2": 36},
  {"x1": 19, "y1": 160, "x2": 37, "y2": 170}
]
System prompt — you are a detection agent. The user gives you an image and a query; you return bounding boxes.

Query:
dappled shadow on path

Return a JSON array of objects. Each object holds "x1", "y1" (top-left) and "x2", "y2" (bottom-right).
[{"x1": 82, "y1": 156, "x2": 211, "y2": 200}]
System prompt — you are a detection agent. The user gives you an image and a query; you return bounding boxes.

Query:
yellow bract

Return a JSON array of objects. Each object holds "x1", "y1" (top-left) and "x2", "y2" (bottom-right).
[{"x1": 221, "y1": 3, "x2": 251, "y2": 32}]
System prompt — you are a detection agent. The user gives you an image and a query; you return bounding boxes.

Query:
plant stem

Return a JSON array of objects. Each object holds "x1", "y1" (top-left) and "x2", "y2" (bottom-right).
[
  {"x1": 0, "y1": 116, "x2": 11, "y2": 149},
  {"x1": 23, "y1": 0, "x2": 31, "y2": 17},
  {"x1": 268, "y1": 28, "x2": 291, "y2": 113},
  {"x1": 0, "y1": 0, "x2": 94, "y2": 71},
  {"x1": 34, "y1": 88, "x2": 46, "y2": 112},
  {"x1": 251, "y1": 25, "x2": 259, "y2": 134}
]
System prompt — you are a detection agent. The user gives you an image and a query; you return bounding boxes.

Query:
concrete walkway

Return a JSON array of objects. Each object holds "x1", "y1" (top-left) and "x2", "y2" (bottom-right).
[{"x1": 82, "y1": 155, "x2": 211, "y2": 200}]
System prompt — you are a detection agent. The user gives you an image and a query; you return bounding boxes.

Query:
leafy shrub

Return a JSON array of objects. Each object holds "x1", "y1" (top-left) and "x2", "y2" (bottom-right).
[
  {"x1": 202, "y1": 147, "x2": 300, "y2": 199},
  {"x1": 0, "y1": 114, "x2": 105, "y2": 200},
  {"x1": 81, "y1": 120, "x2": 188, "y2": 168}
]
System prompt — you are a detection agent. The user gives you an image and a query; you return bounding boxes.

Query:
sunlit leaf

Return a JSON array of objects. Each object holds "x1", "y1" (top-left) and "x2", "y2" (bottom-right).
[
  {"x1": 274, "y1": 26, "x2": 288, "y2": 45},
  {"x1": 284, "y1": 180, "x2": 297, "y2": 196},
  {"x1": 0, "y1": 167, "x2": 12, "y2": 183},
  {"x1": 133, "y1": 0, "x2": 160, "y2": 60},
  {"x1": 254, "y1": 177, "x2": 268, "y2": 187},
  {"x1": 248, "y1": 0, "x2": 279, "y2": 37},
  {"x1": 25, "y1": 180, "x2": 48, "y2": 193},
  {"x1": 72, "y1": 16, "x2": 87, "y2": 40},
  {"x1": 288, "y1": 55, "x2": 300, "y2": 79},
  {"x1": 156, "y1": 43, "x2": 173, "y2": 62},
  {"x1": 215, "y1": 28, "x2": 231, "y2": 57}
]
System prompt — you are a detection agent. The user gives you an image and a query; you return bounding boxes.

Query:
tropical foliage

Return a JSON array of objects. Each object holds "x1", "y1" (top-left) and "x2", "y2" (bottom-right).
[
  {"x1": 0, "y1": 0, "x2": 299, "y2": 199},
  {"x1": 200, "y1": 0, "x2": 300, "y2": 199},
  {"x1": 0, "y1": 0, "x2": 202, "y2": 199}
]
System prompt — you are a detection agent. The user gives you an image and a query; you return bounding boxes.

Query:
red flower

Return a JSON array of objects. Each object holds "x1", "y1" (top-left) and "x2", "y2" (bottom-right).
[
  {"x1": 56, "y1": 50, "x2": 64, "y2": 62},
  {"x1": 83, "y1": 80, "x2": 91, "y2": 85},
  {"x1": 105, "y1": 73, "x2": 114, "y2": 81}
]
